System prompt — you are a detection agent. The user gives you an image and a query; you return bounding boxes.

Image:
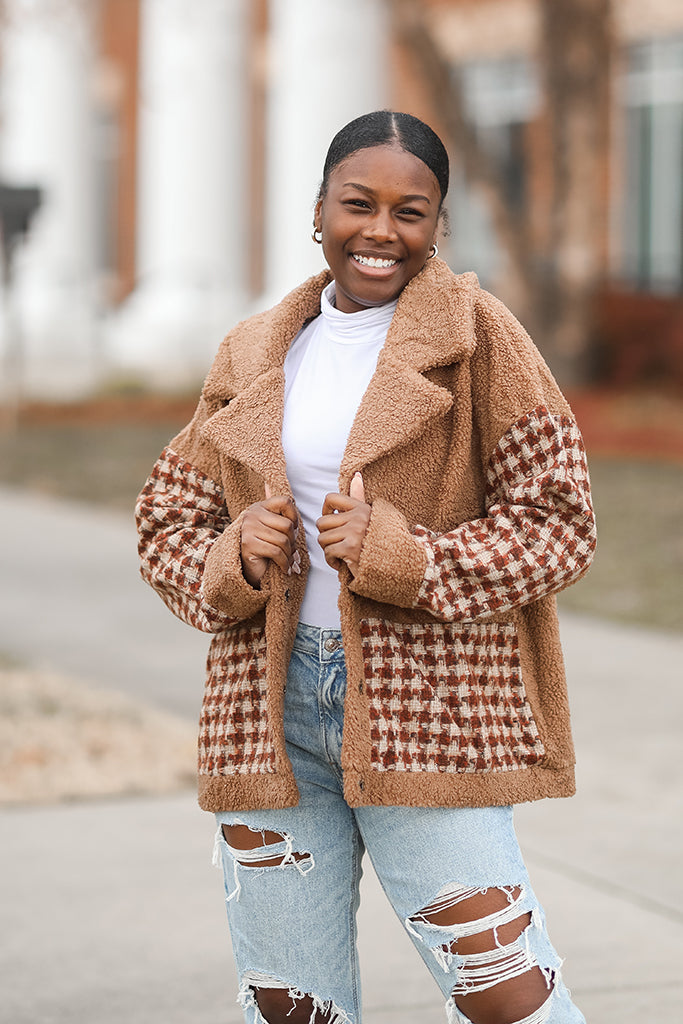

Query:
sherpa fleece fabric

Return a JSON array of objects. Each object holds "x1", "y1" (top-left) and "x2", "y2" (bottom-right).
[{"x1": 136, "y1": 258, "x2": 596, "y2": 813}]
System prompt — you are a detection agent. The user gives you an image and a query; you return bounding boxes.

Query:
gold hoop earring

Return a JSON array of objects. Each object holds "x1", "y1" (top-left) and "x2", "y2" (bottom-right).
[
  {"x1": 312, "y1": 228, "x2": 323, "y2": 244},
  {"x1": 428, "y1": 243, "x2": 438, "y2": 259}
]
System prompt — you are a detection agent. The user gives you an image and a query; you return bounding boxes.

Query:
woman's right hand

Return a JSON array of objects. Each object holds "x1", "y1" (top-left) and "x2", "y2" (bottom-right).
[{"x1": 240, "y1": 486, "x2": 300, "y2": 588}]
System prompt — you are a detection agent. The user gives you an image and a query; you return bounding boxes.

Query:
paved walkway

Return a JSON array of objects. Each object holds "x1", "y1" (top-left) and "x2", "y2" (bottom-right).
[{"x1": 1, "y1": 486, "x2": 682, "y2": 1023}]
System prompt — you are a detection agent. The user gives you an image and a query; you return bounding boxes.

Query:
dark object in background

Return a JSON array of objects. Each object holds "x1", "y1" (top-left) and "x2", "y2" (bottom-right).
[{"x1": 0, "y1": 183, "x2": 42, "y2": 281}]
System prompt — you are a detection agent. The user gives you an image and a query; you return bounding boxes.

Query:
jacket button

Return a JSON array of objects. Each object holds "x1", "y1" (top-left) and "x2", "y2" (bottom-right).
[
  {"x1": 359, "y1": 779, "x2": 364, "y2": 792},
  {"x1": 358, "y1": 681, "x2": 364, "y2": 694}
]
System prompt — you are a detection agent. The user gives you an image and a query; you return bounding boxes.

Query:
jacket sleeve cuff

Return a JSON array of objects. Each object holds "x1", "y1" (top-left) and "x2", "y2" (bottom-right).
[
  {"x1": 202, "y1": 510, "x2": 270, "y2": 619},
  {"x1": 348, "y1": 498, "x2": 427, "y2": 607}
]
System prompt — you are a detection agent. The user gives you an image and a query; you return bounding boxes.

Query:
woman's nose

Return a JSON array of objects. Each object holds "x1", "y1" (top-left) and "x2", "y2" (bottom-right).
[{"x1": 362, "y1": 210, "x2": 396, "y2": 242}]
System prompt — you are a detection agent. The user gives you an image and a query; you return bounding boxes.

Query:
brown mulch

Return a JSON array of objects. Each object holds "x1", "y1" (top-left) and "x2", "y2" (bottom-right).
[
  {"x1": 11, "y1": 393, "x2": 198, "y2": 428},
  {"x1": 566, "y1": 389, "x2": 683, "y2": 464},
  {"x1": 0, "y1": 668, "x2": 196, "y2": 805},
  {"x1": 8, "y1": 386, "x2": 683, "y2": 464}
]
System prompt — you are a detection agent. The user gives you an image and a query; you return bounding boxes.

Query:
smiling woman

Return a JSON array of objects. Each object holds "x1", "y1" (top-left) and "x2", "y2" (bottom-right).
[{"x1": 136, "y1": 111, "x2": 595, "y2": 1024}]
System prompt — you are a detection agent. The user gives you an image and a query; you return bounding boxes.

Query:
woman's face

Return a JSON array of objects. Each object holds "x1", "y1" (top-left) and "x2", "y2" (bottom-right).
[{"x1": 315, "y1": 143, "x2": 441, "y2": 314}]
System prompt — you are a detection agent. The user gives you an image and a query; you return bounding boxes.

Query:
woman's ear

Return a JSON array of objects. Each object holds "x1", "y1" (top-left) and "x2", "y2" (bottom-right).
[{"x1": 314, "y1": 197, "x2": 323, "y2": 231}]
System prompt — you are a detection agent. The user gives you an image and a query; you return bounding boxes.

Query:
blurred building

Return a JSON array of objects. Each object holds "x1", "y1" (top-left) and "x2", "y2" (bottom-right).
[
  {"x1": 0, "y1": 0, "x2": 389, "y2": 397},
  {"x1": 0, "y1": 0, "x2": 682, "y2": 397}
]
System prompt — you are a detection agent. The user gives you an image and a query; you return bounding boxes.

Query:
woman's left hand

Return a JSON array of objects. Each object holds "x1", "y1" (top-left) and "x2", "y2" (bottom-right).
[{"x1": 316, "y1": 472, "x2": 370, "y2": 577}]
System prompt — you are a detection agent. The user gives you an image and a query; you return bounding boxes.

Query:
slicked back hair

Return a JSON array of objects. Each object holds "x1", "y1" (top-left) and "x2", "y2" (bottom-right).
[{"x1": 319, "y1": 110, "x2": 449, "y2": 206}]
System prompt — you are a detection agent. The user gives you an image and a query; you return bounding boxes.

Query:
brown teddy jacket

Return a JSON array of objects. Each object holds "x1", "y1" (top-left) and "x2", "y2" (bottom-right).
[{"x1": 136, "y1": 258, "x2": 596, "y2": 813}]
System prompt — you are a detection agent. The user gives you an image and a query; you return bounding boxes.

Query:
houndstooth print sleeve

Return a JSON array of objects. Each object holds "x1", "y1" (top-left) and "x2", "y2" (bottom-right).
[
  {"x1": 413, "y1": 406, "x2": 596, "y2": 622},
  {"x1": 136, "y1": 447, "x2": 249, "y2": 633}
]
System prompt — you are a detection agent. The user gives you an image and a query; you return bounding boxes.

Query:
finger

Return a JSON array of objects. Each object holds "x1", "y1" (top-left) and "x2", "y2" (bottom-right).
[
  {"x1": 241, "y1": 552, "x2": 267, "y2": 588},
  {"x1": 316, "y1": 524, "x2": 349, "y2": 549},
  {"x1": 250, "y1": 508, "x2": 296, "y2": 542},
  {"x1": 320, "y1": 540, "x2": 356, "y2": 574},
  {"x1": 264, "y1": 494, "x2": 298, "y2": 525},
  {"x1": 350, "y1": 472, "x2": 365, "y2": 503},
  {"x1": 317, "y1": 510, "x2": 354, "y2": 534},
  {"x1": 264, "y1": 482, "x2": 272, "y2": 500},
  {"x1": 317, "y1": 506, "x2": 369, "y2": 537},
  {"x1": 247, "y1": 535, "x2": 292, "y2": 574},
  {"x1": 321, "y1": 492, "x2": 357, "y2": 516},
  {"x1": 321, "y1": 549, "x2": 343, "y2": 571},
  {"x1": 248, "y1": 523, "x2": 295, "y2": 556},
  {"x1": 243, "y1": 514, "x2": 296, "y2": 558},
  {"x1": 317, "y1": 526, "x2": 363, "y2": 569}
]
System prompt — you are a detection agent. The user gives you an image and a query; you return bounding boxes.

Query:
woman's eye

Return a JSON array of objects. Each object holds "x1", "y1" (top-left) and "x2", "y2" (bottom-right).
[
  {"x1": 399, "y1": 207, "x2": 423, "y2": 218},
  {"x1": 345, "y1": 199, "x2": 370, "y2": 209}
]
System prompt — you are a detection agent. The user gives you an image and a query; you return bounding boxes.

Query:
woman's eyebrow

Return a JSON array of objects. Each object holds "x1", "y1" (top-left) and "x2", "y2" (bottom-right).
[{"x1": 342, "y1": 182, "x2": 432, "y2": 204}]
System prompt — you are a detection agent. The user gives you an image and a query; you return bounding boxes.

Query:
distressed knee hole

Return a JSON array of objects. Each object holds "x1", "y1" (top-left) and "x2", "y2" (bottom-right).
[
  {"x1": 408, "y1": 885, "x2": 557, "y2": 1024},
  {"x1": 215, "y1": 823, "x2": 315, "y2": 902},
  {"x1": 256, "y1": 988, "x2": 331, "y2": 1024},
  {"x1": 237, "y1": 971, "x2": 351, "y2": 1024},
  {"x1": 222, "y1": 823, "x2": 312, "y2": 868},
  {"x1": 412, "y1": 885, "x2": 536, "y2": 958}
]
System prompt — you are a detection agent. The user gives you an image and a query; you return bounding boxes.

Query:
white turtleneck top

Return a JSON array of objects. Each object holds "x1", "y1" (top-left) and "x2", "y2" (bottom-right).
[{"x1": 282, "y1": 282, "x2": 397, "y2": 628}]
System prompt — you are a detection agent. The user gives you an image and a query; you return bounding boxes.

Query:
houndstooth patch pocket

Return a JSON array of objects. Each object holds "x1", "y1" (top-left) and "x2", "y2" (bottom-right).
[{"x1": 359, "y1": 618, "x2": 545, "y2": 773}]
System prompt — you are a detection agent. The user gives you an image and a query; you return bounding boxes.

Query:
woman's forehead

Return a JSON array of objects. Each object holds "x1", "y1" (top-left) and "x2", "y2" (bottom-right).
[{"x1": 327, "y1": 144, "x2": 441, "y2": 198}]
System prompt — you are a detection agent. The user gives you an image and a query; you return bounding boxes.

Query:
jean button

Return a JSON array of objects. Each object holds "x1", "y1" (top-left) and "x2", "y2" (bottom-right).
[{"x1": 324, "y1": 637, "x2": 340, "y2": 652}]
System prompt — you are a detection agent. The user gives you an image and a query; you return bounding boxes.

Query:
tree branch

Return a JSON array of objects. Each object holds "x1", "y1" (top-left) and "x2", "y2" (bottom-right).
[{"x1": 390, "y1": 0, "x2": 534, "y2": 289}]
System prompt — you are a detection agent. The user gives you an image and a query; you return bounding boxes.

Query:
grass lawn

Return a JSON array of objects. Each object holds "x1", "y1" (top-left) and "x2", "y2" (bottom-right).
[
  {"x1": 557, "y1": 456, "x2": 682, "y2": 632},
  {"x1": 0, "y1": 417, "x2": 181, "y2": 513},
  {"x1": 1, "y1": 395, "x2": 681, "y2": 634}
]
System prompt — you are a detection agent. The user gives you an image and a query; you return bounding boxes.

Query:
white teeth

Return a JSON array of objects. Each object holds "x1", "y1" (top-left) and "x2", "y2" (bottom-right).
[{"x1": 353, "y1": 254, "x2": 397, "y2": 268}]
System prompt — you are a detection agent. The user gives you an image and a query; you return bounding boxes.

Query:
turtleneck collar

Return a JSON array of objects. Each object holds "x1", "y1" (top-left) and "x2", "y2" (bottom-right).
[{"x1": 320, "y1": 281, "x2": 398, "y2": 342}]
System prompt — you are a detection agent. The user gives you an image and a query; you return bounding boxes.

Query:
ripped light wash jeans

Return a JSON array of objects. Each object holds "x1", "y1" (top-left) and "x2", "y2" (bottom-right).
[{"x1": 214, "y1": 622, "x2": 586, "y2": 1024}]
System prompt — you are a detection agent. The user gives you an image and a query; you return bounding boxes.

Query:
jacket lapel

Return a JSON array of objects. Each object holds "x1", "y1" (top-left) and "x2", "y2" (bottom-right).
[
  {"x1": 200, "y1": 270, "x2": 333, "y2": 496},
  {"x1": 339, "y1": 263, "x2": 478, "y2": 487},
  {"x1": 339, "y1": 356, "x2": 454, "y2": 483},
  {"x1": 201, "y1": 368, "x2": 290, "y2": 494}
]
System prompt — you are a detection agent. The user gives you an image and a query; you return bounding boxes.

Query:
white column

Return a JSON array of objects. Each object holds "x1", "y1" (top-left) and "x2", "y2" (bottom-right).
[
  {"x1": 0, "y1": 0, "x2": 98, "y2": 400},
  {"x1": 264, "y1": 0, "x2": 389, "y2": 301},
  {"x1": 108, "y1": 0, "x2": 249, "y2": 388}
]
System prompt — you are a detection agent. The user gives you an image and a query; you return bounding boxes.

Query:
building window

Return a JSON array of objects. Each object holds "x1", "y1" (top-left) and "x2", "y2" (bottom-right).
[
  {"x1": 617, "y1": 36, "x2": 683, "y2": 293},
  {"x1": 449, "y1": 57, "x2": 538, "y2": 285}
]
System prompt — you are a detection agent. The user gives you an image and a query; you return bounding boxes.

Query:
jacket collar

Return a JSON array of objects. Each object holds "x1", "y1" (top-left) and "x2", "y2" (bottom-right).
[{"x1": 201, "y1": 260, "x2": 478, "y2": 494}]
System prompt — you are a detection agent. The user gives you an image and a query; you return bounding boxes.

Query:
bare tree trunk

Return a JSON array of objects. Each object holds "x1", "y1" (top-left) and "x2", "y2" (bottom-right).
[
  {"x1": 535, "y1": 0, "x2": 613, "y2": 383},
  {"x1": 391, "y1": 0, "x2": 614, "y2": 385},
  {"x1": 391, "y1": 0, "x2": 536, "y2": 319}
]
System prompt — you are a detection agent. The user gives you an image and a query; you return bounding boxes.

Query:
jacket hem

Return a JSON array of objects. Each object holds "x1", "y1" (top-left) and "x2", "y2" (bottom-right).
[
  {"x1": 341, "y1": 764, "x2": 576, "y2": 809},
  {"x1": 196, "y1": 764, "x2": 575, "y2": 813},
  {"x1": 198, "y1": 771, "x2": 300, "y2": 813}
]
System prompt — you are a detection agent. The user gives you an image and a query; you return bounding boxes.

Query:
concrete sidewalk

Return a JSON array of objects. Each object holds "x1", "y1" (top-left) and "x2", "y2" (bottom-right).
[{"x1": 1, "y1": 486, "x2": 682, "y2": 1023}]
